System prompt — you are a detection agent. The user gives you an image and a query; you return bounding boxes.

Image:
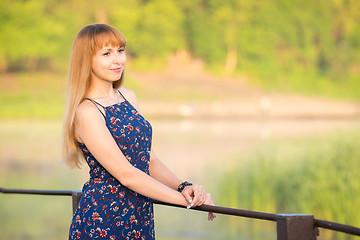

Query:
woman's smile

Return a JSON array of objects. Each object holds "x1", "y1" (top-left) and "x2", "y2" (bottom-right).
[{"x1": 110, "y1": 67, "x2": 122, "y2": 73}]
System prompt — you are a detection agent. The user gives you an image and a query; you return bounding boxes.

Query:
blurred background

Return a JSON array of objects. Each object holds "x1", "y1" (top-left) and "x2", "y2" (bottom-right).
[{"x1": 1, "y1": 0, "x2": 360, "y2": 239}]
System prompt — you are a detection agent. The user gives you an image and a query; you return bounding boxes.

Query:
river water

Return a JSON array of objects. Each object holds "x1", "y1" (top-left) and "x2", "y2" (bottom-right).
[{"x1": 0, "y1": 118, "x2": 359, "y2": 239}]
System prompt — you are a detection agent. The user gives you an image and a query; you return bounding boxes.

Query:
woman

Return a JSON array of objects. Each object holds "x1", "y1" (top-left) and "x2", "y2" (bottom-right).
[{"x1": 63, "y1": 24, "x2": 215, "y2": 239}]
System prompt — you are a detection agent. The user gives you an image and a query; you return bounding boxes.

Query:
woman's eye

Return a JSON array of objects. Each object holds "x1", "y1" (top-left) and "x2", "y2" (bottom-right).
[
  {"x1": 118, "y1": 48, "x2": 124, "y2": 53},
  {"x1": 103, "y1": 52, "x2": 110, "y2": 56}
]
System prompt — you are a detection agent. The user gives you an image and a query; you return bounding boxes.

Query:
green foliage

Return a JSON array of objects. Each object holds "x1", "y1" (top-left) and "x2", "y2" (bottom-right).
[
  {"x1": 1, "y1": 0, "x2": 360, "y2": 100},
  {"x1": 111, "y1": 0, "x2": 185, "y2": 58},
  {"x1": 219, "y1": 131, "x2": 360, "y2": 239},
  {"x1": 0, "y1": 0, "x2": 74, "y2": 71}
]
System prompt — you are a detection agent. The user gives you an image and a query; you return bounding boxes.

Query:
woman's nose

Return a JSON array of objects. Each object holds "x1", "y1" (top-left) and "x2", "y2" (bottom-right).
[{"x1": 114, "y1": 52, "x2": 126, "y2": 64}]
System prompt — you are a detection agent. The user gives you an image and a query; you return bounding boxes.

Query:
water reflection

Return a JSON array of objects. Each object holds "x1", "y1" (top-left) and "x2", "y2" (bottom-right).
[
  {"x1": 0, "y1": 119, "x2": 359, "y2": 239},
  {"x1": 151, "y1": 118, "x2": 360, "y2": 181}
]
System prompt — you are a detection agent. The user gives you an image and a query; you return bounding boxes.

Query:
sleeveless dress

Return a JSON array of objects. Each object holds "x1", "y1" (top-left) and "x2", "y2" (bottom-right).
[{"x1": 69, "y1": 91, "x2": 155, "y2": 240}]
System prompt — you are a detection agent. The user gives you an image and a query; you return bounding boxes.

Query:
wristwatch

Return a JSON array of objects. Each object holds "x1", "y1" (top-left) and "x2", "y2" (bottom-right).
[{"x1": 177, "y1": 181, "x2": 193, "y2": 192}]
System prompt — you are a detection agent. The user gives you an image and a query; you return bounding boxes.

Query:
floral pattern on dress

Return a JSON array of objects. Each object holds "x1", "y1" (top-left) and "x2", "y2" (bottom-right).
[{"x1": 69, "y1": 100, "x2": 155, "y2": 240}]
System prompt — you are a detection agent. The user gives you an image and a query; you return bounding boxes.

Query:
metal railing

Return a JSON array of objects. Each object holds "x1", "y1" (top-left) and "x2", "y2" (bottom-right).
[{"x1": 1, "y1": 187, "x2": 360, "y2": 240}]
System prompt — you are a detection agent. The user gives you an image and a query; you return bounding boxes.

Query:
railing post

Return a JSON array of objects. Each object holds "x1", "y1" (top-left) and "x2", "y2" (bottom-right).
[
  {"x1": 277, "y1": 214, "x2": 318, "y2": 240},
  {"x1": 71, "y1": 191, "x2": 82, "y2": 214}
]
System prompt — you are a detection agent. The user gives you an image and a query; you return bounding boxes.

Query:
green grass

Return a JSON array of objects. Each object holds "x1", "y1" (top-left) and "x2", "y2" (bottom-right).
[
  {"x1": 1, "y1": 68, "x2": 360, "y2": 119},
  {"x1": 219, "y1": 130, "x2": 360, "y2": 240},
  {"x1": 245, "y1": 65, "x2": 360, "y2": 102},
  {"x1": 0, "y1": 71, "x2": 142, "y2": 119},
  {"x1": 0, "y1": 72, "x2": 67, "y2": 119},
  {"x1": 0, "y1": 70, "x2": 220, "y2": 119}
]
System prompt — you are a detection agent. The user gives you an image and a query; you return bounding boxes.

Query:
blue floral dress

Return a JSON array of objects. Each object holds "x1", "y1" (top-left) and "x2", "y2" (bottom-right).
[{"x1": 69, "y1": 94, "x2": 155, "y2": 240}]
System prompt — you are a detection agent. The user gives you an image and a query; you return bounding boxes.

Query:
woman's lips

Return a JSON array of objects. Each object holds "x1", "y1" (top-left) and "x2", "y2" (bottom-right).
[{"x1": 110, "y1": 67, "x2": 122, "y2": 72}]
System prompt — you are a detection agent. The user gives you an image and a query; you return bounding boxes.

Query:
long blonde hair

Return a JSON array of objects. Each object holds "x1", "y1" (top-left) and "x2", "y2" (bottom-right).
[{"x1": 63, "y1": 24, "x2": 127, "y2": 168}]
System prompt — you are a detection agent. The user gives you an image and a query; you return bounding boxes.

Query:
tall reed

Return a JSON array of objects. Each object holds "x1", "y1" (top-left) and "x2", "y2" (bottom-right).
[{"x1": 219, "y1": 130, "x2": 360, "y2": 240}]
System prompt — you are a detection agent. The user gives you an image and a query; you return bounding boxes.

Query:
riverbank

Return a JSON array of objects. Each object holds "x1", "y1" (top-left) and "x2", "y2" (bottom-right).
[
  {"x1": 129, "y1": 62, "x2": 360, "y2": 120},
  {"x1": 1, "y1": 61, "x2": 360, "y2": 119}
]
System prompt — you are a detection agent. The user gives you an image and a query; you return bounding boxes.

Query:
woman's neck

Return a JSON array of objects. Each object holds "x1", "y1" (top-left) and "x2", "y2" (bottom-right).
[{"x1": 87, "y1": 80, "x2": 116, "y2": 100}]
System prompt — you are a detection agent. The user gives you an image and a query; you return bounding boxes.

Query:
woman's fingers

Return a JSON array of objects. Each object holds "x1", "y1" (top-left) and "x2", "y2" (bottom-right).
[
  {"x1": 208, "y1": 212, "x2": 216, "y2": 221},
  {"x1": 181, "y1": 186, "x2": 194, "y2": 208},
  {"x1": 190, "y1": 185, "x2": 206, "y2": 207},
  {"x1": 184, "y1": 185, "x2": 216, "y2": 221},
  {"x1": 204, "y1": 193, "x2": 216, "y2": 221}
]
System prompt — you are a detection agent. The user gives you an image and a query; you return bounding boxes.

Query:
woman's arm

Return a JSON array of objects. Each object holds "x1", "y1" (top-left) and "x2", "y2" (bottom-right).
[
  {"x1": 149, "y1": 150, "x2": 207, "y2": 205},
  {"x1": 148, "y1": 141, "x2": 215, "y2": 220},
  {"x1": 118, "y1": 87, "x2": 216, "y2": 220},
  {"x1": 149, "y1": 148, "x2": 182, "y2": 190},
  {"x1": 75, "y1": 101, "x2": 188, "y2": 207}
]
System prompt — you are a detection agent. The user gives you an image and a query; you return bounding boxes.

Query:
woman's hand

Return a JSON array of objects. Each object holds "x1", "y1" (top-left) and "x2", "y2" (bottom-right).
[
  {"x1": 182, "y1": 184, "x2": 205, "y2": 207},
  {"x1": 181, "y1": 184, "x2": 216, "y2": 221}
]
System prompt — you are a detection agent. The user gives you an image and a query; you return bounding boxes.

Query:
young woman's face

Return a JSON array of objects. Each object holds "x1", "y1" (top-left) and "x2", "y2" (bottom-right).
[{"x1": 91, "y1": 46, "x2": 126, "y2": 83}]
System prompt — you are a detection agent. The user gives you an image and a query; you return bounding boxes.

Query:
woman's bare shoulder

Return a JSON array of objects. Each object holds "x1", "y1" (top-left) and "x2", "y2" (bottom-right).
[
  {"x1": 118, "y1": 86, "x2": 139, "y2": 108},
  {"x1": 119, "y1": 86, "x2": 137, "y2": 100},
  {"x1": 74, "y1": 100, "x2": 106, "y2": 142},
  {"x1": 75, "y1": 100, "x2": 104, "y2": 122}
]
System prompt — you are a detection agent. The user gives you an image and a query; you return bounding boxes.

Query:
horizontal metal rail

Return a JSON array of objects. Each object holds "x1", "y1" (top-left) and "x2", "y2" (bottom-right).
[
  {"x1": 0, "y1": 188, "x2": 73, "y2": 196},
  {"x1": 1, "y1": 187, "x2": 360, "y2": 239},
  {"x1": 314, "y1": 219, "x2": 360, "y2": 236},
  {"x1": 0, "y1": 187, "x2": 279, "y2": 221}
]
